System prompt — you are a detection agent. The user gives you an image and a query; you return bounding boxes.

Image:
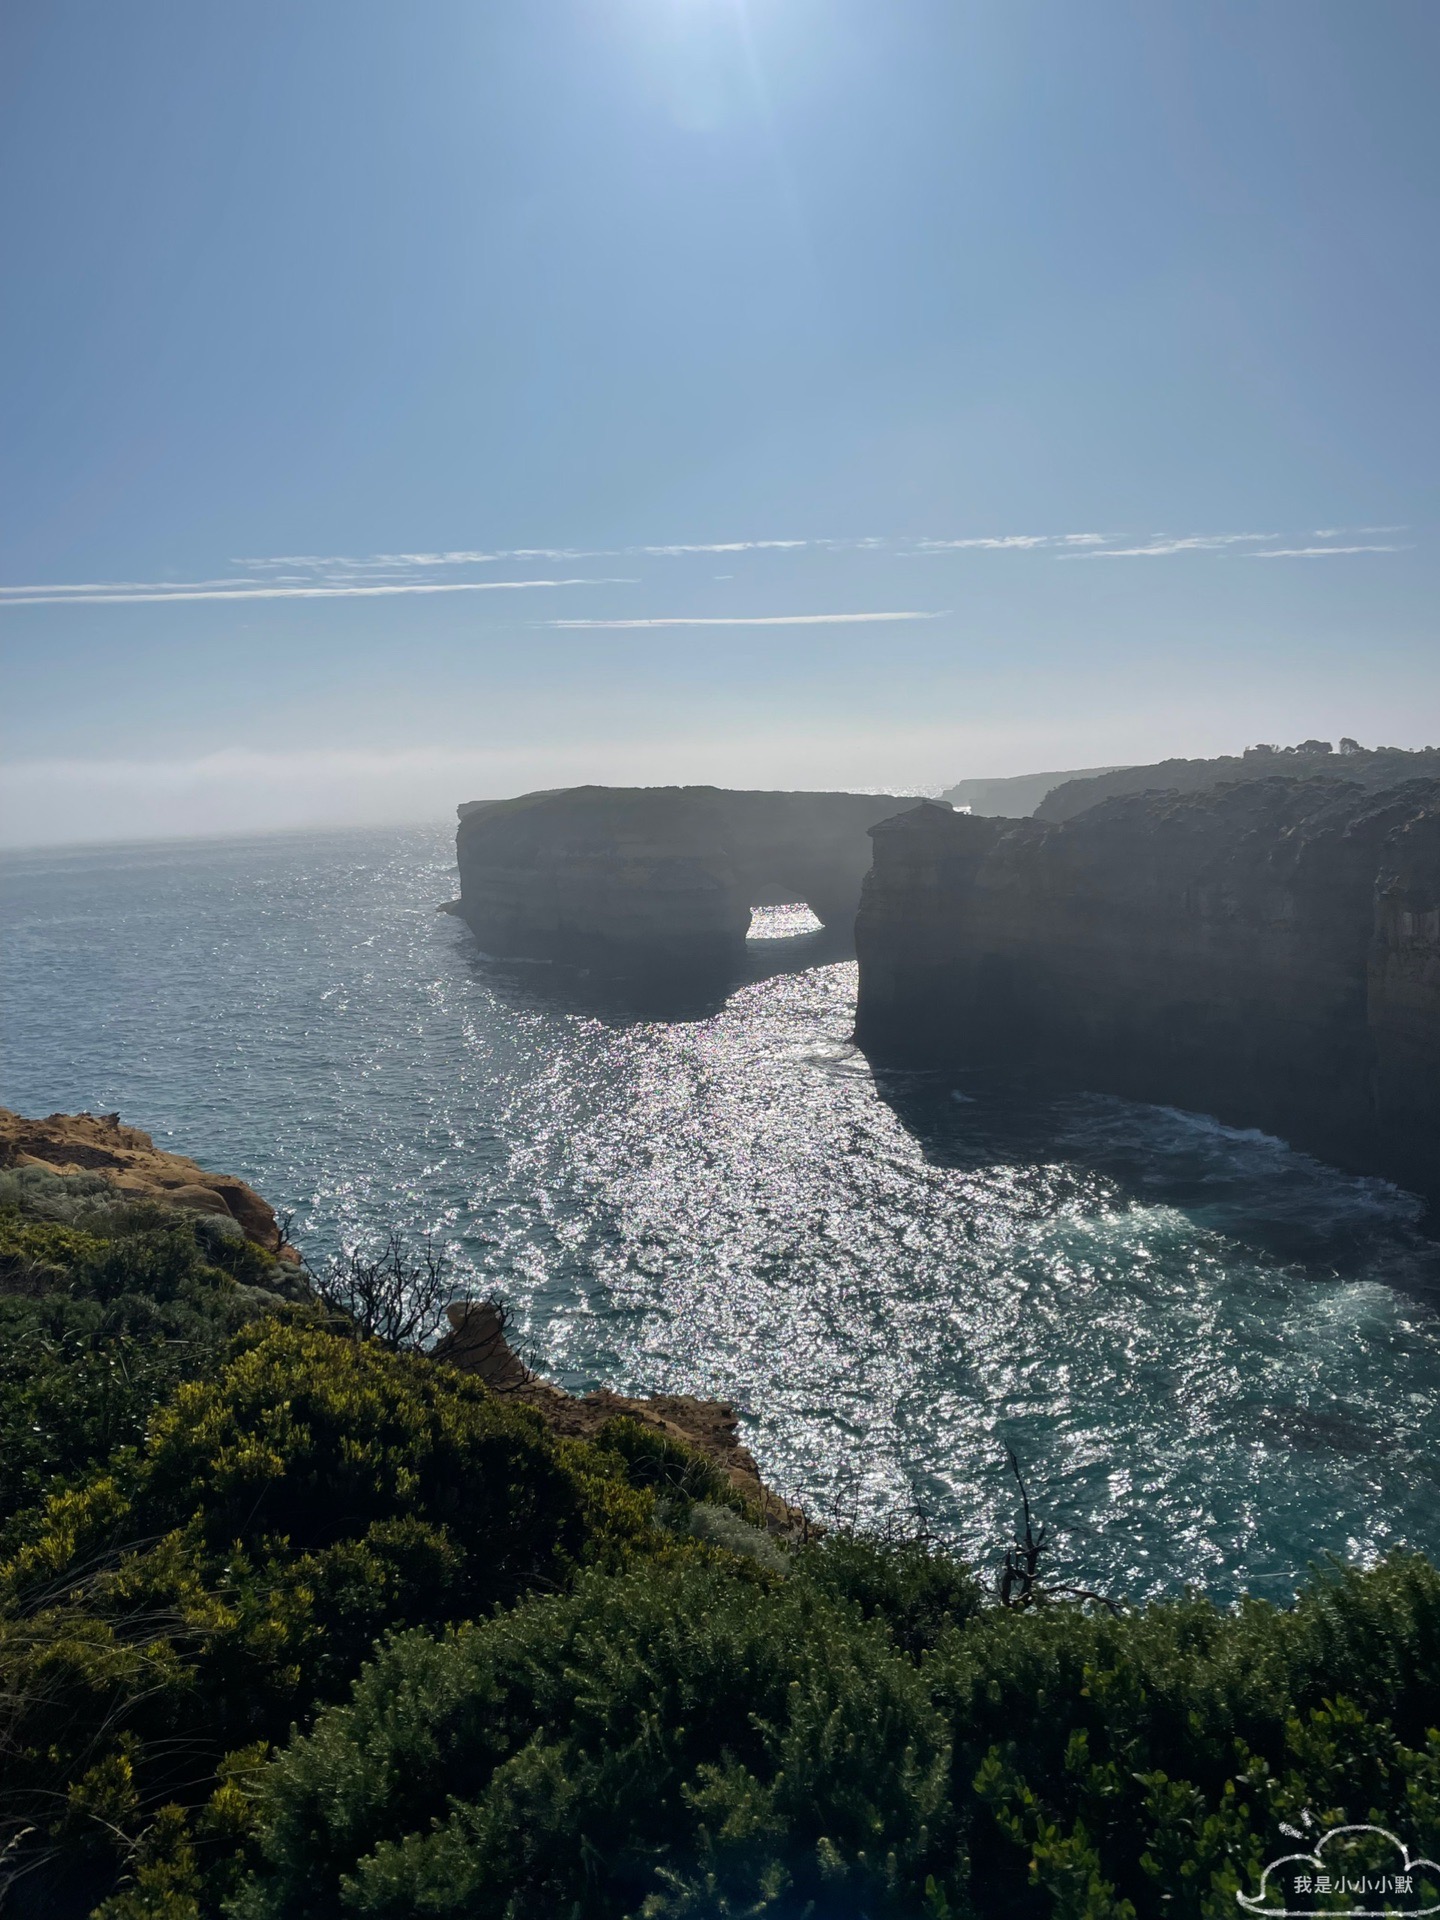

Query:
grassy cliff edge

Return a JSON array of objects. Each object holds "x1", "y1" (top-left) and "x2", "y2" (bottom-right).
[{"x1": 1, "y1": 1116, "x2": 1437, "y2": 1920}]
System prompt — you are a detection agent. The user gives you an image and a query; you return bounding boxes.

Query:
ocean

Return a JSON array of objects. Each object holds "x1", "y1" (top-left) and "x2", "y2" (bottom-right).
[{"x1": 3, "y1": 821, "x2": 1439, "y2": 1603}]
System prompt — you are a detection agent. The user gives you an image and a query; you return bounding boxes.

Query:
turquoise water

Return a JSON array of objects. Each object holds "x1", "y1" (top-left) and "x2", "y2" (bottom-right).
[{"x1": 3, "y1": 823, "x2": 1439, "y2": 1603}]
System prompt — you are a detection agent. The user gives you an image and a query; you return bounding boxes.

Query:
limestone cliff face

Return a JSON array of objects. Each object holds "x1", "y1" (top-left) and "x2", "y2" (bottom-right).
[
  {"x1": 0, "y1": 1108, "x2": 294, "y2": 1252},
  {"x1": 1371, "y1": 803, "x2": 1440, "y2": 1186},
  {"x1": 455, "y1": 785, "x2": 909, "y2": 972},
  {"x1": 854, "y1": 780, "x2": 1440, "y2": 1201}
]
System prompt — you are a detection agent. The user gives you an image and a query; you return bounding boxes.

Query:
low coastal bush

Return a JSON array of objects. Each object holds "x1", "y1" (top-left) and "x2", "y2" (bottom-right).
[
  {"x1": 236, "y1": 1559, "x2": 953, "y2": 1920},
  {"x1": 0, "y1": 1204, "x2": 290, "y2": 1537},
  {"x1": 2, "y1": 1192, "x2": 1439, "y2": 1920},
  {"x1": 0, "y1": 1317, "x2": 671, "y2": 1918},
  {"x1": 801, "y1": 1529, "x2": 986, "y2": 1659},
  {"x1": 939, "y1": 1555, "x2": 1440, "y2": 1916},
  {"x1": 590, "y1": 1413, "x2": 745, "y2": 1510},
  {"x1": 235, "y1": 1550, "x2": 1440, "y2": 1920}
]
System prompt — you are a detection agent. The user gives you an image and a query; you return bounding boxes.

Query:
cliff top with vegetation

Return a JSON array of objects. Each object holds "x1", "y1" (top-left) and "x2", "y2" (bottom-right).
[
  {"x1": 1035, "y1": 739, "x2": 1440, "y2": 822},
  {"x1": 2, "y1": 1123, "x2": 1438, "y2": 1920}
]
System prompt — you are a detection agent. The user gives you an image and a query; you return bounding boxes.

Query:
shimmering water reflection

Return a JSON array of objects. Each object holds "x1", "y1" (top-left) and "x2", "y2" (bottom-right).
[
  {"x1": 4, "y1": 824, "x2": 1439, "y2": 1602},
  {"x1": 747, "y1": 902, "x2": 824, "y2": 939}
]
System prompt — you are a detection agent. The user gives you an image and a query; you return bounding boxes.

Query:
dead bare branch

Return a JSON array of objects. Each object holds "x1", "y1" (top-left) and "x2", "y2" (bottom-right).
[{"x1": 306, "y1": 1231, "x2": 451, "y2": 1350}]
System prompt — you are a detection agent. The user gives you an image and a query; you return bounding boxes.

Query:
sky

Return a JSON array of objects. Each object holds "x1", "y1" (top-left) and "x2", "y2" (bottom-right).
[{"x1": 1, "y1": 0, "x2": 1436, "y2": 846}]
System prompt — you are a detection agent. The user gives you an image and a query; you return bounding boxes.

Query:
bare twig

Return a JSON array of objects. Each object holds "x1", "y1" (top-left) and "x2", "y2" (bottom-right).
[
  {"x1": 995, "y1": 1448, "x2": 1122, "y2": 1615},
  {"x1": 998, "y1": 1447, "x2": 1048, "y2": 1608},
  {"x1": 306, "y1": 1232, "x2": 451, "y2": 1351}
]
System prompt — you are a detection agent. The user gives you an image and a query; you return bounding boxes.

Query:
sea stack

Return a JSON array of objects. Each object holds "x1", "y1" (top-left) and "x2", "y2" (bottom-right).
[{"x1": 453, "y1": 785, "x2": 912, "y2": 976}]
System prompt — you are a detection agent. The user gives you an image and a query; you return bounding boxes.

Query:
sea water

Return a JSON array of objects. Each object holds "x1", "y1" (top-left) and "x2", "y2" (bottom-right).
[{"x1": 3, "y1": 822, "x2": 1438, "y2": 1604}]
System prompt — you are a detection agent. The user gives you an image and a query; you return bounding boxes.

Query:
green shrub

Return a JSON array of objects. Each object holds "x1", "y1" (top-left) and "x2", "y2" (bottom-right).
[
  {"x1": 936, "y1": 1553, "x2": 1440, "y2": 1918},
  {"x1": 592, "y1": 1415, "x2": 743, "y2": 1512},
  {"x1": 236, "y1": 1559, "x2": 955, "y2": 1920},
  {"x1": 0, "y1": 1164, "x2": 130, "y2": 1226},
  {"x1": 232, "y1": 1548, "x2": 1440, "y2": 1920},
  {"x1": 797, "y1": 1530, "x2": 985, "y2": 1660},
  {"x1": 0, "y1": 1207, "x2": 288, "y2": 1537},
  {"x1": 0, "y1": 1322, "x2": 659, "y2": 1919}
]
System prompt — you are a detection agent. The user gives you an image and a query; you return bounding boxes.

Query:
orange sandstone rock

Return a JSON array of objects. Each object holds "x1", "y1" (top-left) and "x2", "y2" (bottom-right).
[{"x1": 0, "y1": 1107, "x2": 294, "y2": 1256}]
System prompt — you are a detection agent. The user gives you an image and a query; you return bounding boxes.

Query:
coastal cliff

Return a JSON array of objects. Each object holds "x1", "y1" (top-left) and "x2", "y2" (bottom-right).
[
  {"x1": 7, "y1": 1121, "x2": 1440, "y2": 1919},
  {"x1": 854, "y1": 778, "x2": 1440, "y2": 1202},
  {"x1": 433, "y1": 1300, "x2": 798, "y2": 1525},
  {"x1": 454, "y1": 784, "x2": 909, "y2": 973},
  {"x1": 1371, "y1": 799, "x2": 1440, "y2": 1178},
  {"x1": 0, "y1": 1107, "x2": 791, "y2": 1517},
  {"x1": 940, "y1": 763, "x2": 1128, "y2": 817},
  {"x1": 1036, "y1": 742, "x2": 1440, "y2": 822}
]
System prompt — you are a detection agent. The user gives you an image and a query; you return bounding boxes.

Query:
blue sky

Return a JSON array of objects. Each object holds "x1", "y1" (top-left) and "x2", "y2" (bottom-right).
[{"x1": 1, "y1": 0, "x2": 1436, "y2": 844}]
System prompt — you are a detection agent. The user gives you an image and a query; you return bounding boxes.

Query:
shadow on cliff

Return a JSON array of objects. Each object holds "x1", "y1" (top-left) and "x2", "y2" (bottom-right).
[
  {"x1": 867, "y1": 1065, "x2": 1440, "y2": 1290},
  {"x1": 465, "y1": 923, "x2": 857, "y2": 1025}
]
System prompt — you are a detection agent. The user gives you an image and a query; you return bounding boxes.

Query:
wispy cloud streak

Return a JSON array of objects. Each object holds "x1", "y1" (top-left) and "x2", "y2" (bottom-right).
[
  {"x1": 237, "y1": 524, "x2": 1410, "y2": 575},
  {"x1": 544, "y1": 611, "x2": 945, "y2": 629},
  {"x1": 0, "y1": 577, "x2": 634, "y2": 607},
  {"x1": 1073, "y1": 528, "x2": 1412, "y2": 559},
  {"x1": 233, "y1": 539, "x2": 817, "y2": 571},
  {"x1": 913, "y1": 533, "x2": 1107, "y2": 551},
  {"x1": 1249, "y1": 544, "x2": 1408, "y2": 558},
  {"x1": 1075, "y1": 533, "x2": 1279, "y2": 558},
  {"x1": 1312, "y1": 525, "x2": 1409, "y2": 538},
  {"x1": 1, "y1": 522, "x2": 1413, "y2": 610}
]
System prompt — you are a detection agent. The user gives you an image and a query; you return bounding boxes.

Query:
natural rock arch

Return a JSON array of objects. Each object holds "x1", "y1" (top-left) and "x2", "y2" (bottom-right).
[{"x1": 452, "y1": 785, "x2": 912, "y2": 974}]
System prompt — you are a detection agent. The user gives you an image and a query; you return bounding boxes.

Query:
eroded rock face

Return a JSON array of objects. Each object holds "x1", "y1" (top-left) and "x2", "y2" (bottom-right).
[
  {"x1": 0, "y1": 1108, "x2": 293, "y2": 1253},
  {"x1": 454, "y1": 785, "x2": 910, "y2": 972},
  {"x1": 433, "y1": 1300, "x2": 804, "y2": 1533},
  {"x1": 854, "y1": 780, "x2": 1440, "y2": 1202},
  {"x1": 1372, "y1": 803, "x2": 1440, "y2": 1174}
]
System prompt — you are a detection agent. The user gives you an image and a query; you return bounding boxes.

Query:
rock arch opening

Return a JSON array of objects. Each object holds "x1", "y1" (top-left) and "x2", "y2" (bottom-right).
[{"x1": 454, "y1": 785, "x2": 913, "y2": 974}]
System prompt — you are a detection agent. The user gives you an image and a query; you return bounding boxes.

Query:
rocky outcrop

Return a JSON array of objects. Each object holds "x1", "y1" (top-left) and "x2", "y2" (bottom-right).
[
  {"x1": 0, "y1": 1108, "x2": 295, "y2": 1253},
  {"x1": 1037, "y1": 744, "x2": 1440, "y2": 823},
  {"x1": 854, "y1": 779, "x2": 1440, "y2": 1203},
  {"x1": 454, "y1": 785, "x2": 910, "y2": 973},
  {"x1": 0, "y1": 1111, "x2": 801, "y2": 1522},
  {"x1": 434, "y1": 1300, "x2": 803, "y2": 1531}
]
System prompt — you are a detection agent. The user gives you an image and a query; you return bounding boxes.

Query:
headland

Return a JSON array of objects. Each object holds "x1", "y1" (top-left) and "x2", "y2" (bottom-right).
[{"x1": 854, "y1": 776, "x2": 1440, "y2": 1205}]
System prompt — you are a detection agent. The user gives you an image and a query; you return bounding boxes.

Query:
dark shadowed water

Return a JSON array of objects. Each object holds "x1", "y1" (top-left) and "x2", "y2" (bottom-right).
[{"x1": 3, "y1": 823, "x2": 1439, "y2": 1603}]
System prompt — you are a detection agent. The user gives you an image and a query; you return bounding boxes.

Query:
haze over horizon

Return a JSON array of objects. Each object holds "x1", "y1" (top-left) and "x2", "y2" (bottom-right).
[{"x1": 2, "y1": 2, "x2": 1436, "y2": 847}]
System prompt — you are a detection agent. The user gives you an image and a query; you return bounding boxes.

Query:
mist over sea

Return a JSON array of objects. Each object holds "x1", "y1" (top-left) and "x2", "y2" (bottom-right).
[{"x1": 4, "y1": 822, "x2": 1439, "y2": 1603}]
